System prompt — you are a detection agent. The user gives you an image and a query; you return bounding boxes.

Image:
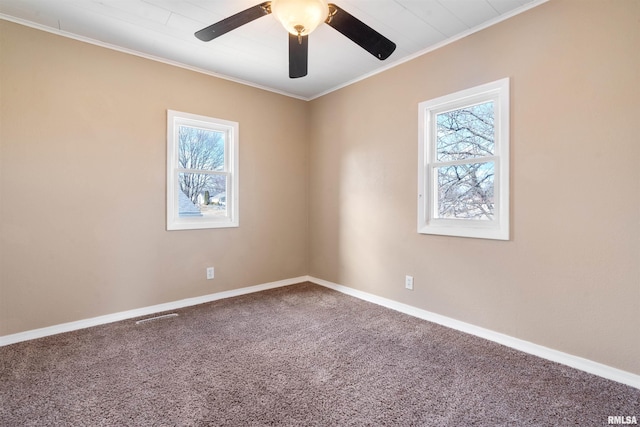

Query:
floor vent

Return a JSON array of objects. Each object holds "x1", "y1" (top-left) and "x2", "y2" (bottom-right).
[{"x1": 135, "y1": 313, "x2": 178, "y2": 325}]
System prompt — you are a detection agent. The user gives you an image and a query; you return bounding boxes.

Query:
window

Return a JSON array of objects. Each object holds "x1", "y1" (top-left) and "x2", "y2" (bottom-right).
[
  {"x1": 167, "y1": 110, "x2": 238, "y2": 230},
  {"x1": 418, "y1": 78, "x2": 509, "y2": 240}
]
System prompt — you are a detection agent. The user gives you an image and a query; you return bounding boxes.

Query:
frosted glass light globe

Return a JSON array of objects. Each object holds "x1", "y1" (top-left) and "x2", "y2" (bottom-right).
[{"x1": 271, "y1": 0, "x2": 329, "y2": 36}]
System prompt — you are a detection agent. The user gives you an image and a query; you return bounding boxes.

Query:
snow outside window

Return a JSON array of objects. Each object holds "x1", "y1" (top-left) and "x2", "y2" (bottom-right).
[{"x1": 167, "y1": 110, "x2": 239, "y2": 230}]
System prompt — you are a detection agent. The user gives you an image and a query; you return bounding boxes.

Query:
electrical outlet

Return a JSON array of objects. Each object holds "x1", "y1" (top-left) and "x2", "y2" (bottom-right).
[
  {"x1": 206, "y1": 267, "x2": 215, "y2": 280},
  {"x1": 405, "y1": 275, "x2": 414, "y2": 290}
]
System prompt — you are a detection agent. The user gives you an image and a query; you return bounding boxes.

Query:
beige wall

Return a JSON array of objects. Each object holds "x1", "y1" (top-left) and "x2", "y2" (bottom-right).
[
  {"x1": 309, "y1": 0, "x2": 639, "y2": 374},
  {"x1": 0, "y1": 20, "x2": 310, "y2": 335},
  {"x1": 1, "y1": 0, "x2": 639, "y2": 376}
]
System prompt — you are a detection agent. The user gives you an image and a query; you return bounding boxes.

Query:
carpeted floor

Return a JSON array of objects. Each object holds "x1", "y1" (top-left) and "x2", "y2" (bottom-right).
[{"x1": 1, "y1": 282, "x2": 638, "y2": 426}]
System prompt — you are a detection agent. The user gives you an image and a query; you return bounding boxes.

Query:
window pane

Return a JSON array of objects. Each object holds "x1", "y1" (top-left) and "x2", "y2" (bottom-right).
[
  {"x1": 436, "y1": 101, "x2": 494, "y2": 161},
  {"x1": 435, "y1": 162, "x2": 494, "y2": 220},
  {"x1": 178, "y1": 126, "x2": 225, "y2": 171},
  {"x1": 178, "y1": 173, "x2": 227, "y2": 218}
]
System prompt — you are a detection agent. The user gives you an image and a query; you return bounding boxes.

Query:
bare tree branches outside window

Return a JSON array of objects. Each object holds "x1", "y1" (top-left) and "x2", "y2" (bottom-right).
[
  {"x1": 418, "y1": 78, "x2": 509, "y2": 239},
  {"x1": 167, "y1": 110, "x2": 239, "y2": 230},
  {"x1": 178, "y1": 126, "x2": 226, "y2": 207},
  {"x1": 435, "y1": 101, "x2": 495, "y2": 220}
]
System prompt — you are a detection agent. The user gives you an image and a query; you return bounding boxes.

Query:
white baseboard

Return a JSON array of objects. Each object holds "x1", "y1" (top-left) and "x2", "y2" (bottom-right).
[
  {"x1": 0, "y1": 276, "x2": 307, "y2": 347},
  {"x1": 307, "y1": 276, "x2": 640, "y2": 390},
  {"x1": 2, "y1": 274, "x2": 638, "y2": 390}
]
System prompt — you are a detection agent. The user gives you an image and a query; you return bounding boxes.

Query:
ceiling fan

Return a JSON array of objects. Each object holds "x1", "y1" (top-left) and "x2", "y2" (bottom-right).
[{"x1": 195, "y1": 0, "x2": 396, "y2": 78}]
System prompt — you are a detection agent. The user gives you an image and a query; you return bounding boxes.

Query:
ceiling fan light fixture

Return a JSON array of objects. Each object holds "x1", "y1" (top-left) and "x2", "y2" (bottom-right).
[
  {"x1": 195, "y1": 1, "x2": 396, "y2": 79},
  {"x1": 271, "y1": 0, "x2": 329, "y2": 37}
]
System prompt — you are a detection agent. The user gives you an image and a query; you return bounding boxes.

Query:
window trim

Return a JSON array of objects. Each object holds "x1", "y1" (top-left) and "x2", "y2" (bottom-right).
[
  {"x1": 167, "y1": 110, "x2": 239, "y2": 231},
  {"x1": 418, "y1": 78, "x2": 510, "y2": 240}
]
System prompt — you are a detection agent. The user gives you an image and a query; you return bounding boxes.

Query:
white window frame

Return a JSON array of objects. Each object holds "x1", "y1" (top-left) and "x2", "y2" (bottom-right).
[
  {"x1": 418, "y1": 78, "x2": 510, "y2": 240},
  {"x1": 167, "y1": 110, "x2": 239, "y2": 230}
]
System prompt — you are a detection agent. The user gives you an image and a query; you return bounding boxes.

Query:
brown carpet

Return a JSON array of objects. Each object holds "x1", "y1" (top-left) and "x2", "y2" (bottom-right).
[{"x1": 1, "y1": 282, "x2": 638, "y2": 426}]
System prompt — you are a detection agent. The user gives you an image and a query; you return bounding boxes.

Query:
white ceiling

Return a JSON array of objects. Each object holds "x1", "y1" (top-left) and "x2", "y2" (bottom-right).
[{"x1": 0, "y1": 0, "x2": 546, "y2": 100}]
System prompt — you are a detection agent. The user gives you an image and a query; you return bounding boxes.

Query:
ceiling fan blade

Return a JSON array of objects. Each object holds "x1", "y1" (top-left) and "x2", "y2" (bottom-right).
[
  {"x1": 195, "y1": 2, "x2": 272, "y2": 42},
  {"x1": 289, "y1": 34, "x2": 308, "y2": 78},
  {"x1": 325, "y1": 3, "x2": 396, "y2": 60}
]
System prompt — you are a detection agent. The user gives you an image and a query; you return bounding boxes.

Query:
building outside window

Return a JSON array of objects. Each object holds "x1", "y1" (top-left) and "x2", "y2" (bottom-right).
[{"x1": 167, "y1": 110, "x2": 239, "y2": 230}]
